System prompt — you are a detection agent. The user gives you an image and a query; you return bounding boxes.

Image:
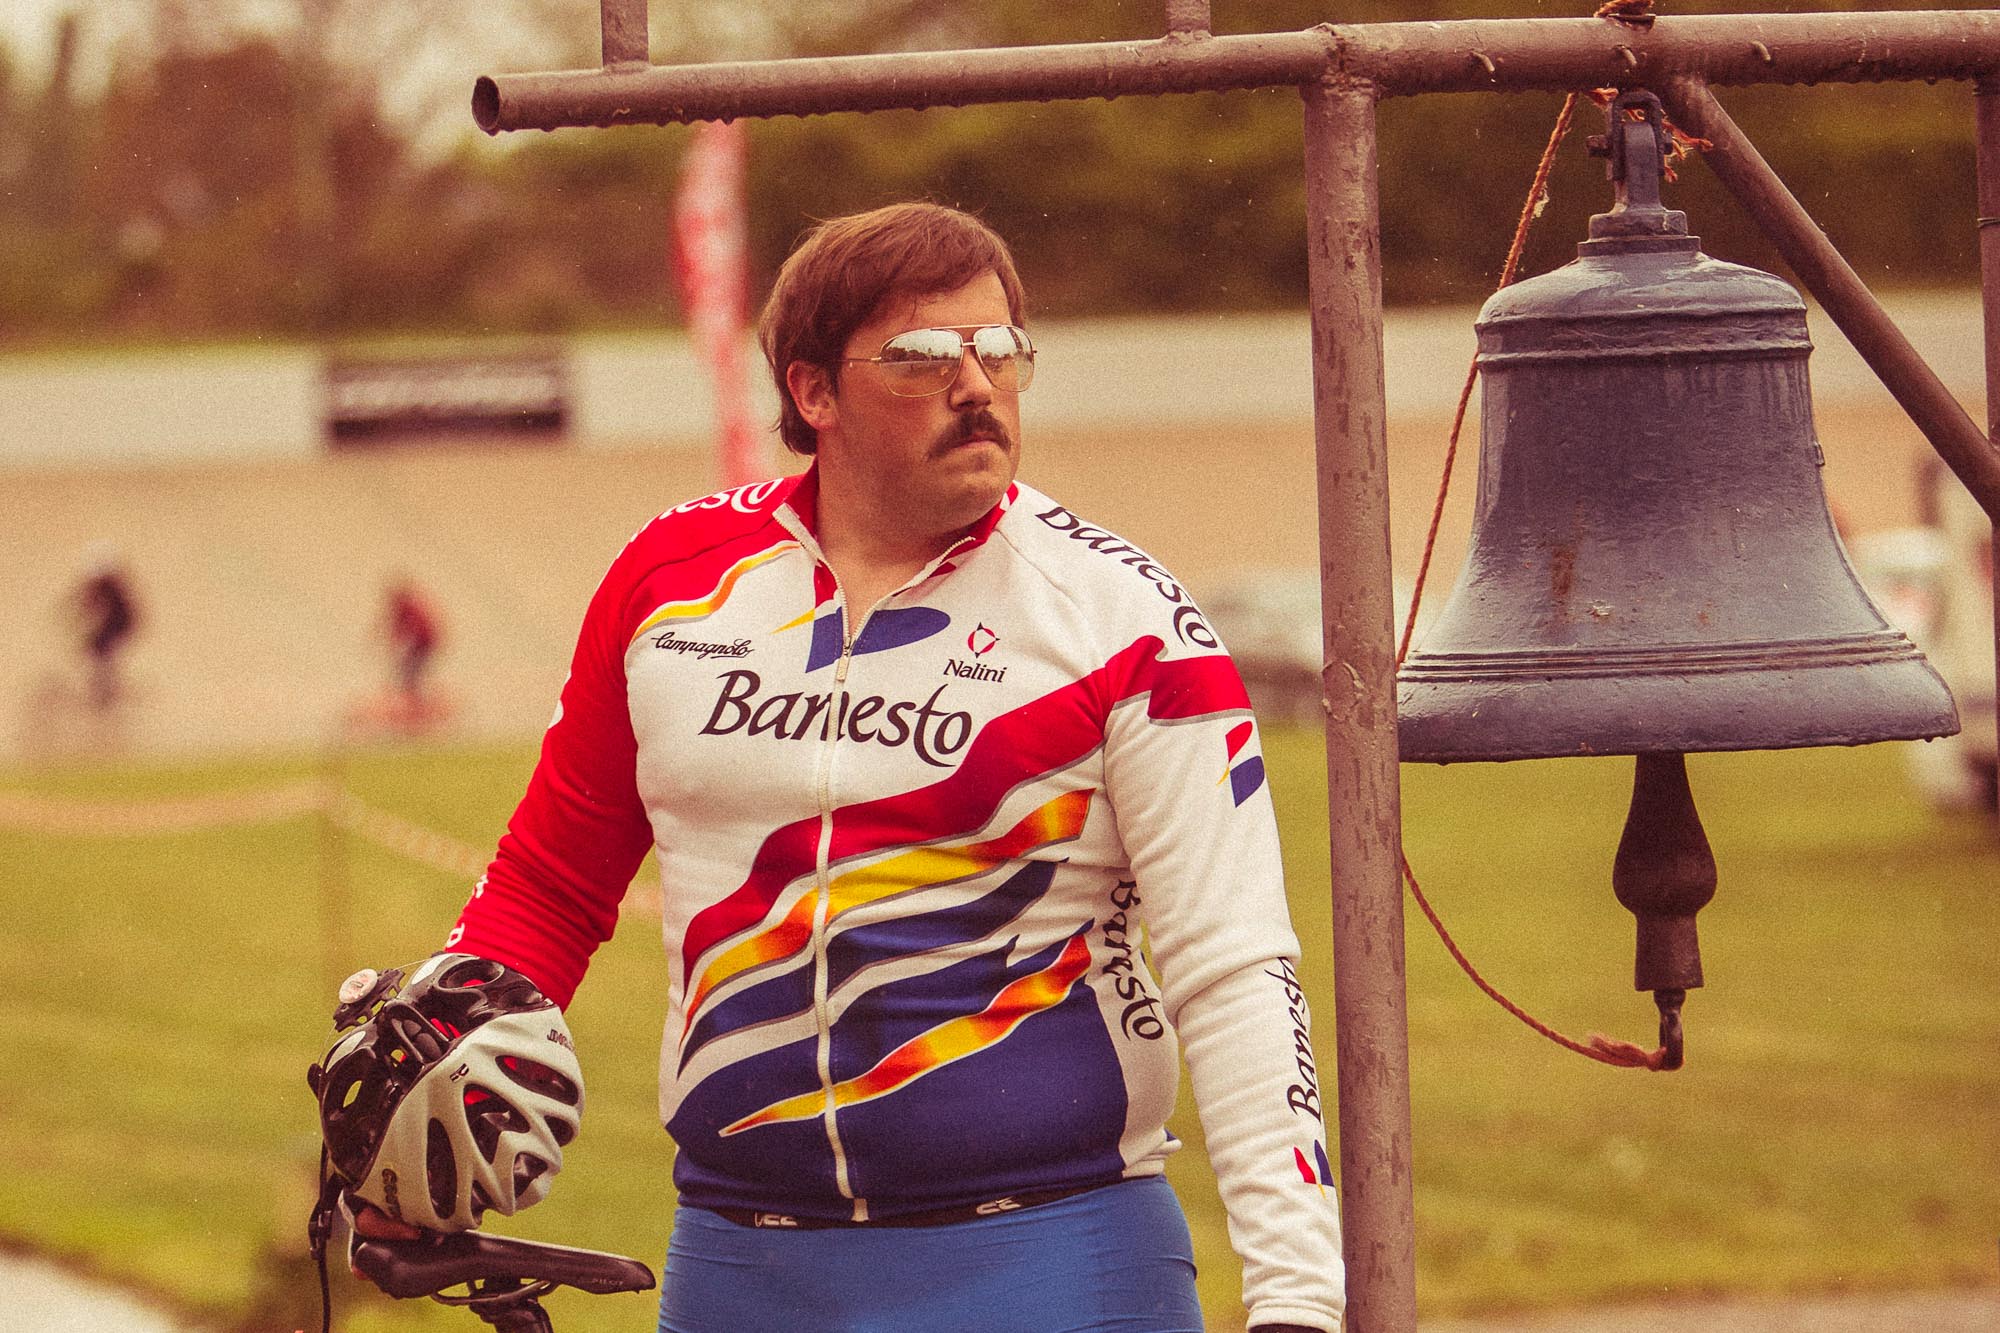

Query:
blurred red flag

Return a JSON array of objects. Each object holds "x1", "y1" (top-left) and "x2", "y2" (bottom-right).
[{"x1": 672, "y1": 121, "x2": 763, "y2": 487}]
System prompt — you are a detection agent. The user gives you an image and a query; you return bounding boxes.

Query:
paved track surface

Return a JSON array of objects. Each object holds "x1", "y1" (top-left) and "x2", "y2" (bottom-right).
[
  {"x1": 0, "y1": 397, "x2": 1960, "y2": 766},
  {"x1": 0, "y1": 1252, "x2": 193, "y2": 1332}
]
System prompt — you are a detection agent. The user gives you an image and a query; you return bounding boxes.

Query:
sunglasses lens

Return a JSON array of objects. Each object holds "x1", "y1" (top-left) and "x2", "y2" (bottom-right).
[
  {"x1": 869, "y1": 326, "x2": 1036, "y2": 396},
  {"x1": 875, "y1": 329, "x2": 965, "y2": 394},
  {"x1": 973, "y1": 325, "x2": 1035, "y2": 392}
]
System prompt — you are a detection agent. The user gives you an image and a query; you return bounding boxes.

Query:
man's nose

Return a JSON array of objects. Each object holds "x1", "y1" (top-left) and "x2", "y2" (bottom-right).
[{"x1": 949, "y1": 347, "x2": 996, "y2": 406}]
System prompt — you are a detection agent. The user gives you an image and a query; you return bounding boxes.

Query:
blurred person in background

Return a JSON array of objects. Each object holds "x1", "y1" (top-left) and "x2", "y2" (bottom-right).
[
  {"x1": 382, "y1": 576, "x2": 442, "y2": 717},
  {"x1": 338, "y1": 203, "x2": 1343, "y2": 1333},
  {"x1": 74, "y1": 542, "x2": 140, "y2": 710}
]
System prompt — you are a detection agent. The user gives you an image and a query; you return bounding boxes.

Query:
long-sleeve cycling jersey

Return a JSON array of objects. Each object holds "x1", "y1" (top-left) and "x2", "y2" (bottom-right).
[{"x1": 449, "y1": 467, "x2": 1346, "y2": 1331}]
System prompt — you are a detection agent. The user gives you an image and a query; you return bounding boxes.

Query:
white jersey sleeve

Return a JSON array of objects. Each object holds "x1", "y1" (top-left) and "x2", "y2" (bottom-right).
[{"x1": 1049, "y1": 506, "x2": 1344, "y2": 1331}]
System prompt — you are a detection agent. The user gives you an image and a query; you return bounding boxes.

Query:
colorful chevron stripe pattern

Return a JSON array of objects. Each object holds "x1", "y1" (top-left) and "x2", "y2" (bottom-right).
[
  {"x1": 667, "y1": 636, "x2": 1251, "y2": 1135},
  {"x1": 1220, "y1": 720, "x2": 1267, "y2": 806},
  {"x1": 628, "y1": 540, "x2": 798, "y2": 645},
  {"x1": 677, "y1": 635, "x2": 1249, "y2": 996},
  {"x1": 718, "y1": 931, "x2": 1094, "y2": 1136},
  {"x1": 1293, "y1": 1139, "x2": 1335, "y2": 1196},
  {"x1": 681, "y1": 788, "x2": 1095, "y2": 1030}
]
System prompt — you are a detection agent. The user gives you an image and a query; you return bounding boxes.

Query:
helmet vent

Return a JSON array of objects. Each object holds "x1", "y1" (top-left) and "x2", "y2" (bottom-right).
[
  {"x1": 386, "y1": 1011, "x2": 446, "y2": 1063},
  {"x1": 426, "y1": 1119, "x2": 458, "y2": 1221},
  {"x1": 513, "y1": 1153, "x2": 552, "y2": 1196},
  {"x1": 441, "y1": 956, "x2": 504, "y2": 988},
  {"x1": 464, "y1": 1084, "x2": 530, "y2": 1159},
  {"x1": 499, "y1": 1055, "x2": 579, "y2": 1105}
]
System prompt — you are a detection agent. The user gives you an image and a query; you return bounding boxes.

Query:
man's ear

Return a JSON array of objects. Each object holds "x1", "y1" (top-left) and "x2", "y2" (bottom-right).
[{"x1": 786, "y1": 361, "x2": 837, "y2": 434}]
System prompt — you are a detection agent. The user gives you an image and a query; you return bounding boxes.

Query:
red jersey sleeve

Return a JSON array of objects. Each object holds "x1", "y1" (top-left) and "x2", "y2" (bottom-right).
[{"x1": 446, "y1": 543, "x2": 656, "y2": 1008}]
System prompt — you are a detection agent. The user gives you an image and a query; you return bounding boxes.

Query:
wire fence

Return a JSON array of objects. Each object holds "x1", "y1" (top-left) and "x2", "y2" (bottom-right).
[{"x1": 0, "y1": 777, "x2": 662, "y2": 919}]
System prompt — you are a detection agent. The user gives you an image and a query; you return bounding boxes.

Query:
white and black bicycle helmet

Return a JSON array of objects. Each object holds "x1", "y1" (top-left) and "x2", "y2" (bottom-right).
[{"x1": 308, "y1": 953, "x2": 582, "y2": 1232}]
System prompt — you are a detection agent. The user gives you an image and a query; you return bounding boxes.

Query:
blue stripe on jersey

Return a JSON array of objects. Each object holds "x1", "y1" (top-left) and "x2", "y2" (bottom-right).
[{"x1": 824, "y1": 859, "x2": 1054, "y2": 993}]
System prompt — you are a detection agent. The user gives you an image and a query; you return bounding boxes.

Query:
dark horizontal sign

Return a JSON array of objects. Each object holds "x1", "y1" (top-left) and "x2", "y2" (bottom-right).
[{"x1": 324, "y1": 351, "x2": 569, "y2": 444}]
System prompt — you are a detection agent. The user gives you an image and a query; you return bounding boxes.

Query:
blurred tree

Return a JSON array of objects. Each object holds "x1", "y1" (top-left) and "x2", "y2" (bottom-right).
[
  {"x1": 730, "y1": 0, "x2": 1990, "y2": 314},
  {"x1": 0, "y1": 13, "x2": 114, "y2": 335},
  {"x1": 26, "y1": 12, "x2": 81, "y2": 226},
  {"x1": 0, "y1": 1, "x2": 596, "y2": 339}
]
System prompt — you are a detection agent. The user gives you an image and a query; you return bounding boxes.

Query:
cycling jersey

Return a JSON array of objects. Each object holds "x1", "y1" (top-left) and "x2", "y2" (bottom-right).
[{"x1": 449, "y1": 466, "x2": 1346, "y2": 1332}]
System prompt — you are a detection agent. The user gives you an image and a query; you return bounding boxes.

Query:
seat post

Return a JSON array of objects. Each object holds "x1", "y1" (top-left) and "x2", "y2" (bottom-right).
[{"x1": 467, "y1": 1293, "x2": 555, "y2": 1333}]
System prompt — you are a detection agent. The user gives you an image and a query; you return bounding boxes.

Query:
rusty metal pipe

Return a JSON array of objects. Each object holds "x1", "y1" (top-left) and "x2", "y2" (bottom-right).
[
  {"x1": 473, "y1": 12, "x2": 2000, "y2": 133},
  {"x1": 1975, "y1": 77, "x2": 2000, "y2": 821},
  {"x1": 1303, "y1": 74, "x2": 1417, "y2": 1333},
  {"x1": 474, "y1": 30, "x2": 1333, "y2": 131},
  {"x1": 1347, "y1": 11, "x2": 2000, "y2": 98},
  {"x1": 1974, "y1": 78, "x2": 2000, "y2": 447},
  {"x1": 1660, "y1": 78, "x2": 2000, "y2": 523},
  {"x1": 599, "y1": 0, "x2": 648, "y2": 69}
]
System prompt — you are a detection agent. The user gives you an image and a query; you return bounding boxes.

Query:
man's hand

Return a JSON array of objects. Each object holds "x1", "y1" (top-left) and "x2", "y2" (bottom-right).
[{"x1": 350, "y1": 1201, "x2": 425, "y2": 1242}]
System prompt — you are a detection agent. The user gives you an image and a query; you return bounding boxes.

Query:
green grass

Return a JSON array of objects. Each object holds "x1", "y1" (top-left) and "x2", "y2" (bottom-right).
[{"x1": 1, "y1": 735, "x2": 1996, "y2": 1330}]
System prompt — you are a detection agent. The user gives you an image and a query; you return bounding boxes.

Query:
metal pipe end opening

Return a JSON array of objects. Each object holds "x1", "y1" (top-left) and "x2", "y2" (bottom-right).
[{"x1": 472, "y1": 77, "x2": 501, "y2": 134}]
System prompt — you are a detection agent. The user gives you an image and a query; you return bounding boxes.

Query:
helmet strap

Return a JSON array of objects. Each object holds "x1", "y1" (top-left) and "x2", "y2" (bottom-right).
[{"x1": 306, "y1": 1145, "x2": 344, "y2": 1333}]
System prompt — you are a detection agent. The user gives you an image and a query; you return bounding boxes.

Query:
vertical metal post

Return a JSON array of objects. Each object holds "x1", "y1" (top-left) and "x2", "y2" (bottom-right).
[
  {"x1": 1165, "y1": 0, "x2": 1212, "y2": 38},
  {"x1": 1301, "y1": 74, "x2": 1418, "y2": 1333},
  {"x1": 601, "y1": 0, "x2": 649, "y2": 68},
  {"x1": 1975, "y1": 77, "x2": 2000, "y2": 823}
]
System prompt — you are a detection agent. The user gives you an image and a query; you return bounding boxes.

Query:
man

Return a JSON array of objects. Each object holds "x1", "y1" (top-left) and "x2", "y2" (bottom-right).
[{"x1": 360, "y1": 202, "x2": 1344, "y2": 1332}]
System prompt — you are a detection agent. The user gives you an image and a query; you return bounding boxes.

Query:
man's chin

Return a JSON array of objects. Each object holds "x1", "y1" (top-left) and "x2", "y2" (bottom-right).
[
  {"x1": 974, "y1": 440, "x2": 1020, "y2": 479},
  {"x1": 945, "y1": 444, "x2": 1018, "y2": 509}
]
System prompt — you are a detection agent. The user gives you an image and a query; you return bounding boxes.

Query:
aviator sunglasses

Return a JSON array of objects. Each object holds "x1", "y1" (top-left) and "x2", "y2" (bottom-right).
[{"x1": 842, "y1": 324, "x2": 1036, "y2": 397}]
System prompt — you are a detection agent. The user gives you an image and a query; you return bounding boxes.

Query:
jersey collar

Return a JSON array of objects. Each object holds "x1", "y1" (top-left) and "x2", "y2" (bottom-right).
[{"x1": 774, "y1": 462, "x2": 1018, "y2": 574}]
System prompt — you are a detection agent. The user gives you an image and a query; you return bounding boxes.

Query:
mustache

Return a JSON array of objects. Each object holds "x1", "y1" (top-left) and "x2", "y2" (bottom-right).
[{"x1": 931, "y1": 409, "x2": 1013, "y2": 456}]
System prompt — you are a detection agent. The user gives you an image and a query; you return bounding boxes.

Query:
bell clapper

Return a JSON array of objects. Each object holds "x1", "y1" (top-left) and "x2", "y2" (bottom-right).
[
  {"x1": 1611, "y1": 753, "x2": 1718, "y2": 1071},
  {"x1": 1651, "y1": 987, "x2": 1688, "y2": 1072}
]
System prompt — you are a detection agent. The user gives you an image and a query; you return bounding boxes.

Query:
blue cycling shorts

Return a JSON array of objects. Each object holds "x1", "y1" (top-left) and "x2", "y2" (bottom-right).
[{"x1": 657, "y1": 1174, "x2": 1203, "y2": 1332}]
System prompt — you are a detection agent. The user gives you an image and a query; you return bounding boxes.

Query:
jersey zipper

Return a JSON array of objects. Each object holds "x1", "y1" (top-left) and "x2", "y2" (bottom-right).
[
  {"x1": 812, "y1": 595, "x2": 862, "y2": 1218},
  {"x1": 805, "y1": 543, "x2": 974, "y2": 1224}
]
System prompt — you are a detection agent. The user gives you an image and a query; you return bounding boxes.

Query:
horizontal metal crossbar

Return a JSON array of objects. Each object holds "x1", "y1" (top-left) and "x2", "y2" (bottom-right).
[{"x1": 475, "y1": 11, "x2": 2000, "y2": 133}]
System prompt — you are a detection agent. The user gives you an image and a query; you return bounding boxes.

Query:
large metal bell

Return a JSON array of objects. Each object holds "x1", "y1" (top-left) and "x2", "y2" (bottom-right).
[{"x1": 1396, "y1": 98, "x2": 1958, "y2": 764}]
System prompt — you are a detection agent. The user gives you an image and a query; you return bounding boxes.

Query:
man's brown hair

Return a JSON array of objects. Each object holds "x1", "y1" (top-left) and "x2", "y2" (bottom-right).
[{"x1": 758, "y1": 202, "x2": 1027, "y2": 456}]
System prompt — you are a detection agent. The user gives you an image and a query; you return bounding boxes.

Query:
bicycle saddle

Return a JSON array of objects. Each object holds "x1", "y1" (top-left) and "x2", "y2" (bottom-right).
[{"x1": 350, "y1": 1229, "x2": 657, "y2": 1300}]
